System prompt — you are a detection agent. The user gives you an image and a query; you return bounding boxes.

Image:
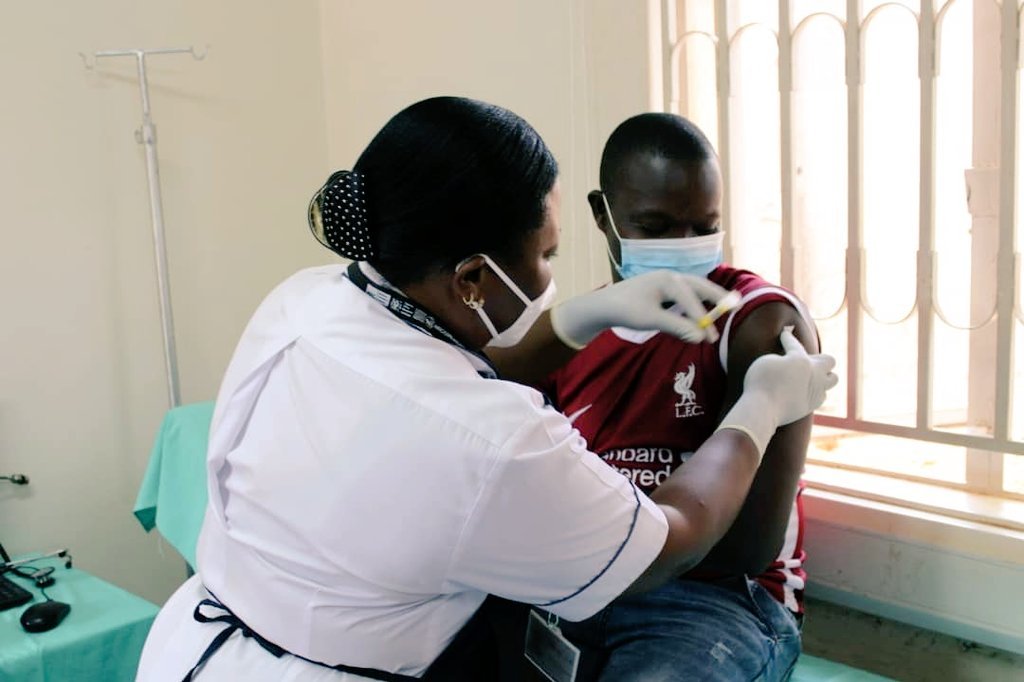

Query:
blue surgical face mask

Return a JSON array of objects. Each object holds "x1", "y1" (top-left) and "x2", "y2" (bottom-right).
[{"x1": 601, "y1": 193, "x2": 725, "y2": 279}]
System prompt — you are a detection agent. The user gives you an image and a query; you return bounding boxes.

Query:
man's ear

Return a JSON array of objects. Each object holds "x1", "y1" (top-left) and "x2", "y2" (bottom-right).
[
  {"x1": 587, "y1": 190, "x2": 609, "y2": 234},
  {"x1": 452, "y1": 255, "x2": 488, "y2": 305}
]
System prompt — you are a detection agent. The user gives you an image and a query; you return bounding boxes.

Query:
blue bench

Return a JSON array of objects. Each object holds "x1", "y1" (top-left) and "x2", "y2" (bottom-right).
[{"x1": 793, "y1": 655, "x2": 891, "y2": 681}]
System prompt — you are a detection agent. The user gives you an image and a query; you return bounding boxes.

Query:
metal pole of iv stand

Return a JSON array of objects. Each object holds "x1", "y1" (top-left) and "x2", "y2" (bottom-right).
[{"x1": 82, "y1": 47, "x2": 206, "y2": 409}]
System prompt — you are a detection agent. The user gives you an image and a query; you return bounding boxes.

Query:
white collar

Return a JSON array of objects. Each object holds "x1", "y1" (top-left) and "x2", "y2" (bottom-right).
[
  {"x1": 356, "y1": 261, "x2": 407, "y2": 295},
  {"x1": 610, "y1": 303, "x2": 686, "y2": 344}
]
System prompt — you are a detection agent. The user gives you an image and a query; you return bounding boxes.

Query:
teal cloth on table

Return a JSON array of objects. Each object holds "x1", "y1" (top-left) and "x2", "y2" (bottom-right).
[
  {"x1": 792, "y1": 654, "x2": 894, "y2": 681},
  {"x1": 133, "y1": 401, "x2": 215, "y2": 569},
  {"x1": 0, "y1": 558, "x2": 159, "y2": 682}
]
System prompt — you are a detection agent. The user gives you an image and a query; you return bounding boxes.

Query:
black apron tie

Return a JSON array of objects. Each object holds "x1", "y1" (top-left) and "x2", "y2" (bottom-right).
[
  {"x1": 182, "y1": 595, "x2": 420, "y2": 682},
  {"x1": 182, "y1": 599, "x2": 285, "y2": 680}
]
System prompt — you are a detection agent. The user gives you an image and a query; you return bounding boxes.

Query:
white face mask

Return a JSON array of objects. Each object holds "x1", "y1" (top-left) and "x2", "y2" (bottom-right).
[{"x1": 461, "y1": 253, "x2": 557, "y2": 348}]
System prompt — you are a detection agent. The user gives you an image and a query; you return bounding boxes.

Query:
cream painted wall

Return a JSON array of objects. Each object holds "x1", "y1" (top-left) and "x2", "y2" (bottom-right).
[
  {"x1": 0, "y1": 1, "x2": 330, "y2": 604},
  {"x1": 0, "y1": 0, "x2": 655, "y2": 607},
  {"x1": 317, "y1": 0, "x2": 656, "y2": 297}
]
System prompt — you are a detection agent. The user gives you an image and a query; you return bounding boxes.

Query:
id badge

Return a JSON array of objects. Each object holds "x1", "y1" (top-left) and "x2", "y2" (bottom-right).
[{"x1": 524, "y1": 610, "x2": 580, "y2": 682}]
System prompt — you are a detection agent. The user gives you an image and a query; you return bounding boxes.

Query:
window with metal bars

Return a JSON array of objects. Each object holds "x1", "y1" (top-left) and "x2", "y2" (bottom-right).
[{"x1": 662, "y1": 0, "x2": 1024, "y2": 503}]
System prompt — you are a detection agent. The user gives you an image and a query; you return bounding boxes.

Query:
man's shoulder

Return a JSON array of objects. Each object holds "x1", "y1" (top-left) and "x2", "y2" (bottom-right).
[
  {"x1": 710, "y1": 264, "x2": 795, "y2": 298},
  {"x1": 711, "y1": 264, "x2": 809, "y2": 323},
  {"x1": 714, "y1": 265, "x2": 817, "y2": 368}
]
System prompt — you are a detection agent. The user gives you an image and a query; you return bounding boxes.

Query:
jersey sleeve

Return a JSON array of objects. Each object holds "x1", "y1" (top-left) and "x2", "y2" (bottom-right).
[
  {"x1": 445, "y1": 401, "x2": 668, "y2": 622},
  {"x1": 718, "y1": 284, "x2": 816, "y2": 370}
]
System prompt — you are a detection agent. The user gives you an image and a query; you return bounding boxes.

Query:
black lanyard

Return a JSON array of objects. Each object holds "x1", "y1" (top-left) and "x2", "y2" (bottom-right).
[{"x1": 346, "y1": 262, "x2": 499, "y2": 379}]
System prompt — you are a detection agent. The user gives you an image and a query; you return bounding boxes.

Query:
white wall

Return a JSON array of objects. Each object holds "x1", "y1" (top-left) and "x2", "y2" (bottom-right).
[
  {"x1": 0, "y1": 0, "x2": 330, "y2": 604},
  {"x1": 318, "y1": 0, "x2": 656, "y2": 297}
]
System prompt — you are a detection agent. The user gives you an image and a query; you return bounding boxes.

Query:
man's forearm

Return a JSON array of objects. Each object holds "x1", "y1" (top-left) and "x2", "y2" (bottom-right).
[
  {"x1": 691, "y1": 416, "x2": 811, "y2": 574},
  {"x1": 626, "y1": 428, "x2": 763, "y2": 594}
]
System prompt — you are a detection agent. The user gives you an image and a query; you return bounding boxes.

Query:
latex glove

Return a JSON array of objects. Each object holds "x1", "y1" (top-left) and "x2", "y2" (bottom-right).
[
  {"x1": 717, "y1": 327, "x2": 838, "y2": 457},
  {"x1": 550, "y1": 271, "x2": 732, "y2": 349}
]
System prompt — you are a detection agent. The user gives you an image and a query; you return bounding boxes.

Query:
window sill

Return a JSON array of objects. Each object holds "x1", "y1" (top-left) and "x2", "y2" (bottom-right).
[{"x1": 804, "y1": 463, "x2": 1024, "y2": 557}]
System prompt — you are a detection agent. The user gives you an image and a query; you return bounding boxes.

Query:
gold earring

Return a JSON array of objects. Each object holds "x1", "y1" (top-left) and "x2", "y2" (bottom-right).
[{"x1": 463, "y1": 295, "x2": 484, "y2": 310}]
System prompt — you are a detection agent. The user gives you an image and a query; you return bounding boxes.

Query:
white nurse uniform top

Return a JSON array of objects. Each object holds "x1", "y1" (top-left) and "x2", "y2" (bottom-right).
[{"x1": 136, "y1": 263, "x2": 668, "y2": 681}]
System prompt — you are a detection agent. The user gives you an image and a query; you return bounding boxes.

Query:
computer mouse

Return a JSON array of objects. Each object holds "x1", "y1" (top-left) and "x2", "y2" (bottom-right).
[{"x1": 20, "y1": 600, "x2": 70, "y2": 633}]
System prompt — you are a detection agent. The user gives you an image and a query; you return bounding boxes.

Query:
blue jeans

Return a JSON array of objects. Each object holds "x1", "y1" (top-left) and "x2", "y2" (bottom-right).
[{"x1": 558, "y1": 577, "x2": 802, "y2": 682}]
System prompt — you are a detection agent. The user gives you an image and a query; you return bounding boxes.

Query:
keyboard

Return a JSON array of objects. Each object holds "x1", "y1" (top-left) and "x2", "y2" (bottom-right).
[{"x1": 0, "y1": 573, "x2": 32, "y2": 611}]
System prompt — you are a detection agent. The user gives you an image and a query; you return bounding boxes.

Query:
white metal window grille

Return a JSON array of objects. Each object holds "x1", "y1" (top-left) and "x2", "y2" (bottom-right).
[{"x1": 661, "y1": 0, "x2": 1024, "y2": 502}]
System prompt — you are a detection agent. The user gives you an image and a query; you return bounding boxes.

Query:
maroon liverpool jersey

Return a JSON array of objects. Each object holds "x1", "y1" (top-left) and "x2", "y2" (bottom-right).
[{"x1": 539, "y1": 265, "x2": 814, "y2": 613}]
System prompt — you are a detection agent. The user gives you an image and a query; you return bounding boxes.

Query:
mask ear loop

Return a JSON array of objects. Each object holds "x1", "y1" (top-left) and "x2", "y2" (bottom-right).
[
  {"x1": 454, "y1": 254, "x2": 534, "y2": 306},
  {"x1": 600, "y1": 192, "x2": 626, "y2": 273},
  {"x1": 454, "y1": 254, "x2": 539, "y2": 343},
  {"x1": 479, "y1": 254, "x2": 533, "y2": 305},
  {"x1": 453, "y1": 256, "x2": 502, "y2": 343}
]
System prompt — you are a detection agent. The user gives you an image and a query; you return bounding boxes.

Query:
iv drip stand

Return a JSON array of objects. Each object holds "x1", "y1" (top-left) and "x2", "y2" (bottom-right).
[{"x1": 82, "y1": 47, "x2": 206, "y2": 409}]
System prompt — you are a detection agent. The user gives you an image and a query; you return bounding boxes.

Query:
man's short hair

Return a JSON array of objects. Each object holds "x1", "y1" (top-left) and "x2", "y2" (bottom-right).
[{"x1": 599, "y1": 113, "x2": 716, "y2": 195}]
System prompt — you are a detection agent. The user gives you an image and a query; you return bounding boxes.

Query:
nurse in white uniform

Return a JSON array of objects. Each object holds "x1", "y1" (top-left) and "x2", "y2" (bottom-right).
[{"x1": 137, "y1": 97, "x2": 836, "y2": 681}]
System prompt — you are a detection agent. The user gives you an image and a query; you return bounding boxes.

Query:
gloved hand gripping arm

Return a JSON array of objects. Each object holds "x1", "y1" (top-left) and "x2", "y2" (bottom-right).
[{"x1": 626, "y1": 328, "x2": 838, "y2": 595}]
